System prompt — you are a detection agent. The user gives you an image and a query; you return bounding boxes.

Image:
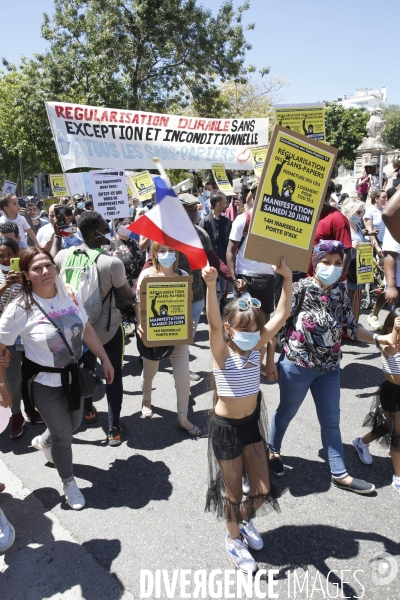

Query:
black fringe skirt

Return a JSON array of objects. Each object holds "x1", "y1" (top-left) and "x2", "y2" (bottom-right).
[{"x1": 363, "y1": 380, "x2": 400, "y2": 448}]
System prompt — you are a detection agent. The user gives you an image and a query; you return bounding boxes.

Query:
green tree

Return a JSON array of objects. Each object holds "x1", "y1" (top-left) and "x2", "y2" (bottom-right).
[
  {"x1": 384, "y1": 104, "x2": 400, "y2": 149},
  {"x1": 324, "y1": 102, "x2": 369, "y2": 167}
]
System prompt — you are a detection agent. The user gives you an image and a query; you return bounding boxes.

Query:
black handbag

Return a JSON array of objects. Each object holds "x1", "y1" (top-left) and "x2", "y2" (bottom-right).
[
  {"x1": 136, "y1": 332, "x2": 174, "y2": 361},
  {"x1": 242, "y1": 274, "x2": 269, "y2": 291},
  {"x1": 32, "y1": 299, "x2": 102, "y2": 397}
]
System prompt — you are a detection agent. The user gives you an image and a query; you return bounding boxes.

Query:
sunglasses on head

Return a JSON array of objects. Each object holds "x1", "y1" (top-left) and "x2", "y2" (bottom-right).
[{"x1": 237, "y1": 296, "x2": 261, "y2": 311}]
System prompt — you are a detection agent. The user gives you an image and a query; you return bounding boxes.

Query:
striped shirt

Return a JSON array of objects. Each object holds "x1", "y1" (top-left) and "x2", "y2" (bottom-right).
[
  {"x1": 382, "y1": 352, "x2": 400, "y2": 375},
  {"x1": 0, "y1": 270, "x2": 21, "y2": 314},
  {"x1": 214, "y1": 349, "x2": 260, "y2": 398}
]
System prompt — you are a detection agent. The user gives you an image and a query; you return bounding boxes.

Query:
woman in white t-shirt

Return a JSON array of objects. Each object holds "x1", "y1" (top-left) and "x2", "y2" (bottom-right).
[
  {"x1": 135, "y1": 242, "x2": 201, "y2": 436},
  {"x1": 0, "y1": 248, "x2": 114, "y2": 510}
]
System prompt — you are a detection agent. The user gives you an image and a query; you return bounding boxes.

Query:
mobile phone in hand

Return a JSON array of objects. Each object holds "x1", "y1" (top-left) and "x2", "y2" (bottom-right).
[
  {"x1": 54, "y1": 205, "x2": 68, "y2": 229},
  {"x1": 10, "y1": 258, "x2": 20, "y2": 271}
]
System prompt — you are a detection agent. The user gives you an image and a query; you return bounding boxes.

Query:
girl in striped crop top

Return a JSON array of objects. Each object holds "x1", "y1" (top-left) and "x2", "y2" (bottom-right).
[
  {"x1": 202, "y1": 259, "x2": 292, "y2": 573},
  {"x1": 354, "y1": 308, "x2": 400, "y2": 495}
]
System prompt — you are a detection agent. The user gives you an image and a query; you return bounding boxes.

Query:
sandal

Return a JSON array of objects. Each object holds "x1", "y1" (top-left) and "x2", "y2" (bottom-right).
[
  {"x1": 141, "y1": 406, "x2": 153, "y2": 419},
  {"x1": 0, "y1": 482, "x2": 5, "y2": 493},
  {"x1": 177, "y1": 421, "x2": 202, "y2": 437}
]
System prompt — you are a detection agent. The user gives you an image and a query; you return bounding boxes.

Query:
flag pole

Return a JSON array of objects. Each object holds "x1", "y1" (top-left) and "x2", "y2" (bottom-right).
[{"x1": 153, "y1": 157, "x2": 170, "y2": 184}]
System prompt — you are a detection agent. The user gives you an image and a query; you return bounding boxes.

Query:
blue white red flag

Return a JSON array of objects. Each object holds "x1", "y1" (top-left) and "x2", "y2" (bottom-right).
[{"x1": 127, "y1": 176, "x2": 207, "y2": 270}]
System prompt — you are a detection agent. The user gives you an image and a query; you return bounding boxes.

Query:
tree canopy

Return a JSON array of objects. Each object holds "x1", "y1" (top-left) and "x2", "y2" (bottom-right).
[
  {"x1": 324, "y1": 102, "x2": 370, "y2": 167},
  {"x1": 383, "y1": 104, "x2": 400, "y2": 150},
  {"x1": 1, "y1": 0, "x2": 267, "y2": 186}
]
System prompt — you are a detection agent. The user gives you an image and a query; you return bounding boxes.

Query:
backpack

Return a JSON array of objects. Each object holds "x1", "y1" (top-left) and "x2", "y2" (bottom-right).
[{"x1": 61, "y1": 248, "x2": 110, "y2": 324}]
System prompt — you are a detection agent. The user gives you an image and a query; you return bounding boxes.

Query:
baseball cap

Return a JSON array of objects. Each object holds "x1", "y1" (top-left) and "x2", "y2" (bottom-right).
[{"x1": 178, "y1": 193, "x2": 198, "y2": 206}]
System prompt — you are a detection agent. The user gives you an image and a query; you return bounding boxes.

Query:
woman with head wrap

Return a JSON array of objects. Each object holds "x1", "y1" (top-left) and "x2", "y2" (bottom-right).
[{"x1": 265, "y1": 240, "x2": 398, "y2": 495}]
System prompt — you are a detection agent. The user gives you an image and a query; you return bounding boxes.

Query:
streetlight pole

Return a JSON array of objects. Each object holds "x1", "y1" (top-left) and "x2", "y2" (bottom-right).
[{"x1": 19, "y1": 156, "x2": 25, "y2": 196}]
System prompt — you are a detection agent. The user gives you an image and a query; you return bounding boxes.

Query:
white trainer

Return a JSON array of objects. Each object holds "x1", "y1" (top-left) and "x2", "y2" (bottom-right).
[
  {"x1": 242, "y1": 472, "x2": 250, "y2": 495},
  {"x1": 352, "y1": 437, "x2": 373, "y2": 465},
  {"x1": 63, "y1": 480, "x2": 86, "y2": 510},
  {"x1": 0, "y1": 509, "x2": 15, "y2": 552},
  {"x1": 31, "y1": 435, "x2": 53, "y2": 464},
  {"x1": 392, "y1": 475, "x2": 400, "y2": 494},
  {"x1": 225, "y1": 534, "x2": 257, "y2": 573},
  {"x1": 239, "y1": 519, "x2": 264, "y2": 550}
]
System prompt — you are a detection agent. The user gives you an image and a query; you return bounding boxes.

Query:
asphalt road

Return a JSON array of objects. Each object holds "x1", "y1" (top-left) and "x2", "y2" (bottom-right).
[{"x1": 1, "y1": 309, "x2": 400, "y2": 600}]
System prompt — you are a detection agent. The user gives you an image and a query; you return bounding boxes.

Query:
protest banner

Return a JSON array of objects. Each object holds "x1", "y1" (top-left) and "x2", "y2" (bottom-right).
[
  {"x1": 42, "y1": 197, "x2": 58, "y2": 209},
  {"x1": 356, "y1": 243, "x2": 374, "y2": 284},
  {"x1": 89, "y1": 170, "x2": 129, "y2": 219},
  {"x1": 251, "y1": 147, "x2": 268, "y2": 176},
  {"x1": 50, "y1": 174, "x2": 67, "y2": 196},
  {"x1": 274, "y1": 104, "x2": 326, "y2": 142},
  {"x1": 128, "y1": 171, "x2": 156, "y2": 201},
  {"x1": 1, "y1": 180, "x2": 17, "y2": 195},
  {"x1": 66, "y1": 172, "x2": 86, "y2": 196},
  {"x1": 45, "y1": 101, "x2": 269, "y2": 171},
  {"x1": 211, "y1": 164, "x2": 233, "y2": 193},
  {"x1": 244, "y1": 125, "x2": 338, "y2": 272},
  {"x1": 140, "y1": 276, "x2": 193, "y2": 346}
]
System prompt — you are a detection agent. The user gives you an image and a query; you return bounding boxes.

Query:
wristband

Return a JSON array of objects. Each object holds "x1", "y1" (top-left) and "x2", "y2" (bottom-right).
[
  {"x1": 373, "y1": 334, "x2": 381, "y2": 349},
  {"x1": 54, "y1": 235, "x2": 62, "y2": 239}
]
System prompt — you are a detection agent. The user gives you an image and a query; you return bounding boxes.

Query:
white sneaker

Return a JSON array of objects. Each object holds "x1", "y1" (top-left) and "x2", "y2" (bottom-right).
[
  {"x1": 63, "y1": 480, "x2": 86, "y2": 510},
  {"x1": 367, "y1": 315, "x2": 383, "y2": 331},
  {"x1": 392, "y1": 475, "x2": 400, "y2": 494},
  {"x1": 239, "y1": 519, "x2": 264, "y2": 551},
  {"x1": 31, "y1": 435, "x2": 53, "y2": 464},
  {"x1": 0, "y1": 509, "x2": 15, "y2": 552},
  {"x1": 242, "y1": 472, "x2": 250, "y2": 495},
  {"x1": 225, "y1": 534, "x2": 257, "y2": 573},
  {"x1": 352, "y1": 437, "x2": 373, "y2": 465}
]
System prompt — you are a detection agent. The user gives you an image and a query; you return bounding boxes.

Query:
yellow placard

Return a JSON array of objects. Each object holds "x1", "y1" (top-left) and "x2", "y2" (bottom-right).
[
  {"x1": 50, "y1": 174, "x2": 67, "y2": 196},
  {"x1": 42, "y1": 197, "x2": 58, "y2": 208},
  {"x1": 141, "y1": 277, "x2": 193, "y2": 346},
  {"x1": 245, "y1": 127, "x2": 337, "y2": 258},
  {"x1": 251, "y1": 147, "x2": 268, "y2": 176},
  {"x1": 211, "y1": 164, "x2": 233, "y2": 193},
  {"x1": 128, "y1": 171, "x2": 156, "y2": 201},
  {"x1": 357, "y1": 243, "x2": 374, "y2": 284},
  {"x1": 274, "y1": 104, "x2": 326, "y2": 142}
]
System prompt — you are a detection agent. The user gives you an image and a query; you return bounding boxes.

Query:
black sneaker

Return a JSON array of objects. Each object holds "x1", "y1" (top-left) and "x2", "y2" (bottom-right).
[
  {"x1": 108, "y1": 426, "x2": 123, "y2": 447},
  {"x1": 83, "y1": 406, "x2": 97, "y2": 425},
  {"x1": 331, "y1": 477, "x2": 375, "y2": 495},
  {"x1": 269, "y1": 456, "x2": 285, "y2": 477}
]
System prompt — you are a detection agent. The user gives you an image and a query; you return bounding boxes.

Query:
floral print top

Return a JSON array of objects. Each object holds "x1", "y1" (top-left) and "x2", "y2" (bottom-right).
[{"x1": 280, "y1": 278, "x2": 359, "y2": 370}]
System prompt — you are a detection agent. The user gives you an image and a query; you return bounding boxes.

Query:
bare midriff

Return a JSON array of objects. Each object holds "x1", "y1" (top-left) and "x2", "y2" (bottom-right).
[
  {"x1": 215, "y1": 393, "x2": 259, "y2": 419},
  {"x1": 385, "y1": 373, "x2": 400, "y2": 386}
]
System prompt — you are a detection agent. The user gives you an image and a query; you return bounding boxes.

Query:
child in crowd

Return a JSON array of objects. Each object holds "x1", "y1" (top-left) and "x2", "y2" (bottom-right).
[
  {"x1": 202, "y1": 258, "x2": 292, "y2": 574},
  {"x1": 0, "y1": 194, "x2": 38, "y2": 249},
  {"x1": 353, "y1": 309, "x2": 400, "y2": 494}
]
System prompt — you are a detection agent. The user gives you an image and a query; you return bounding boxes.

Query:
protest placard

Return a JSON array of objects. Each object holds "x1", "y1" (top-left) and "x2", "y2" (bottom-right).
[
  {"x1": 356, "y1": 243, "x2": 374, "y2": 284},
  {"x1": 140, "y1": 276, "x2": 193, "y2": 346},
  {"x1": 66, "y1": 172, "x2": 85, "y2": 196},
  {"x1": 211, "y1": 164, "x2": 233, "y2": 194},
  {"x1": 128, "y1": 171, "x2": 156, "y2": 201},
  {"x1": 50, "y1": 174, "x2": 67, "y2": 196},
  {"x1": 1, "y1": 180, "x2": 17, "y2": 195},
  {"x1": 274, "y1": 104, "x2": 326, "y2": 142},
  {"x1": 251, "y1": 147, "x2": 268, "y2": 176},
  {"x1": 244, "y1": 125, "x2": 337, "y2": 272},
  {"x1": 45, "y1": 101, "x2": 269, "y2": 171},
  {"x1": 42, "y1": 197, "x2": 58, "y2": 208},
  {"x1": 89, "y1": 170, "x2": 129, "y2": 219}
]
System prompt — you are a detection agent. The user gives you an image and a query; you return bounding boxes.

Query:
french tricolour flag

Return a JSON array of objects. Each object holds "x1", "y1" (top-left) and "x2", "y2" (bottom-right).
[{"x1": 127, "y1": 176, "x2": 207, "y2": 270}]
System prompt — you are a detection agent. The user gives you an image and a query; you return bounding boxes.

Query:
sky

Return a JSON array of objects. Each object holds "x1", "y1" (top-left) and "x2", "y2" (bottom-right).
[{"x1": 1, "y1": 0, "x2": 397, "y2": 106}]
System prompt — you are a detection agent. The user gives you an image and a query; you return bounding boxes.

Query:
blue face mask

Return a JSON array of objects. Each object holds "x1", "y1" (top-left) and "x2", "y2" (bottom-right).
[
  {"x1": 157, "y1": 251, "x2": 176, "y2": 268},
  {"x1": 204, "y1": 190, "x2": 211, "y2": 198},
  {"x1": 129, "y1": 206, "x2": 134, "y2": 217},
  {"x1": 316, "y1": 264, "x2": 342, "y2": 286},
  {"x1": 104, "y1": 232, "x2": 112, "y2": 241},
  {"x1": 349, "y1": 214, "x2": 362, "y2": 225},
  {"x1": 232, "y1": 329, "x2": 261, "y2": 351}
]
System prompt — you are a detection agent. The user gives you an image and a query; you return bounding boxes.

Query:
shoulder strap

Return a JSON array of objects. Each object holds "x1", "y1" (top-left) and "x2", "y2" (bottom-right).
[
  {"x1": 32, "y1": 298, "x2": 76, "y2": 362},
  {"x1": 238, "y1": 211, "x2": 252, "y2": 250}
]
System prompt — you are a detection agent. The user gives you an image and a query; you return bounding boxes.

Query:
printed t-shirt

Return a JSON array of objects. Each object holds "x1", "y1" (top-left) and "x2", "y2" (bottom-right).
[
  {"x1": 0, "y1": 214, "x2": 31, "y2": 249},
  {"x1": 229, "y1": 212, "x2": 273, "y2": 276},
  {"x1": 55, "y1": 245, "x2": 127, "y2": 345},
  {"x1": 0, "y1": 285, "x2": 88, "y2": 387},
  {"x1": 364, "y1": 205, "x2": 385, "y2": 244}
]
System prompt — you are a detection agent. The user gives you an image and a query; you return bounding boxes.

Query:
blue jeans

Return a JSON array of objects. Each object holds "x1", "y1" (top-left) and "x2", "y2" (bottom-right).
[
  {"x1": 192, "y1": 299, "x2": 205, "y2": 334},
  {"x1": 269, "y1": 357, "x2": 347, "y2": 478}
]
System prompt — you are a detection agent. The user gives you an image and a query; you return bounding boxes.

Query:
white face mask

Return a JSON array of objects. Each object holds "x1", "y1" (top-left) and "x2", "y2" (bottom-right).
[
  {"x1": 117, "y1": 225, "x2": 131, "y2": 238},
  {"x1": 204, "y1": 190, "x2": 211, "y2": 198},
  {"x1": 0, "y1": 264, "x2": 11, "y2": 272}
]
